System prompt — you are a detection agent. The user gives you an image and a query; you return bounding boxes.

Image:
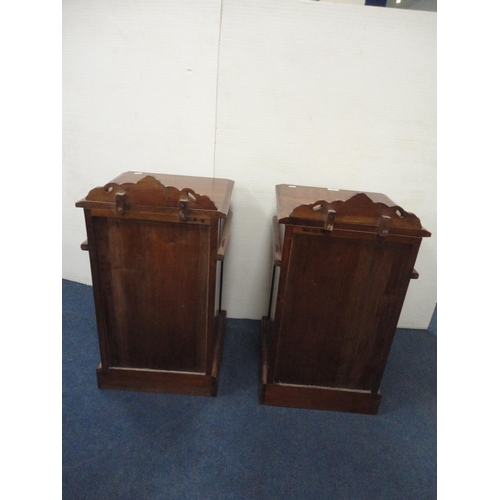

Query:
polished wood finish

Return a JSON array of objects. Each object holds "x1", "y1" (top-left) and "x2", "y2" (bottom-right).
[
  {"x1": 77, "y1": 171, "x2": 233, "y2": 396},
  {"x1": 77, "y1": 171, "x2": 233, "y2": 216},
  {"x1": 261, "y1": 184, "x2": 430, "y2": 414},
  {"x1": 217, "y1": 209, "x2": 233, "y2": 261}
]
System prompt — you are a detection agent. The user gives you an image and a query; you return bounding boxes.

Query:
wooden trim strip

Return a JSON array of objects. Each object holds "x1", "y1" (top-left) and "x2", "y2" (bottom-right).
[
  {"x1": 217, "y1": 210, "x2": 233, "y2": 261},
  {"x1": 96, "y1": 364, "x2": 217, "y2": 397},
  {"x1": 272, "y1": 216, "x2": 282, "y2": 266}
]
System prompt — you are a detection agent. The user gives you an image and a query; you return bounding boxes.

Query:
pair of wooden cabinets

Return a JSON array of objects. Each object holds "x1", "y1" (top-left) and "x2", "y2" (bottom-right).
[{"x1": 76, "y1": 172, "x2": 430, "y2": 414}]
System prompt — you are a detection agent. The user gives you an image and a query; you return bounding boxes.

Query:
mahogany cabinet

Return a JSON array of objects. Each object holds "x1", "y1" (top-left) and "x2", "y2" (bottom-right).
[
  {"x1": 76, "y1": 171, "x2": 234, "y2": 396},
  {"x1": 260, "y1": 184, "x2": 431, "y2": 414}
]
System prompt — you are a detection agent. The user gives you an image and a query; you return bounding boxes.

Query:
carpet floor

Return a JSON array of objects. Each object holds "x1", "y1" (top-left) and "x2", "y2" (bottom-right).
[{"x1": 62, "y1": 279, "x2": 436, "y2": 499}]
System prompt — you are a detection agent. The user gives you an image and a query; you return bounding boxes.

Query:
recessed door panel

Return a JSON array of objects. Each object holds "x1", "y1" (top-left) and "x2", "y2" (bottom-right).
[
  {"x1": 274, "y1": 233, "x2": 413, "y2": 390},
  {"x1": 93, "y1": 217, "x2": 210, "y2": 373}
]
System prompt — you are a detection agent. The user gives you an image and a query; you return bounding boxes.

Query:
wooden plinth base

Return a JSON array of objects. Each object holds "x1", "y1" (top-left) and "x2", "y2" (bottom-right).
[
  {"x1": 96, "y1": 311, "x2": 227, "y2": 397},
  {"x1": 259, "y1": 317, "x2": 381, "y2": 414}
]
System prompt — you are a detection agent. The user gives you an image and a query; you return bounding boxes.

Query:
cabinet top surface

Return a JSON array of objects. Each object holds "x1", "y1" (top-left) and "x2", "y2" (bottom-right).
[
  {"x1": 76, "y1": 171, "x2": 234, "y2": 216},
  {"x1": 276, "y1": 184, "x2": 430, "y2": 237},
  {"x1": 276, "y1": 184, "x2": 396, "y2": 217},
  {"x1": 112, "y1": 171, "x2": 232, "y2": 191}
]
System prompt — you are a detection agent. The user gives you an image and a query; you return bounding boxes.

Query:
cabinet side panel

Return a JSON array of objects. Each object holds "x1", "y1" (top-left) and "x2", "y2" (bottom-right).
[
  {"x1": 93, "y1": 217, "x2": 209, "y2": 373},
  {"x1": 274, "y1": 233, "x2": 414, "y2": 390}
]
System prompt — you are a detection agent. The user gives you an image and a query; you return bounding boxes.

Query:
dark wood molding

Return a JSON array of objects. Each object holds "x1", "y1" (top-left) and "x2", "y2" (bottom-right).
[
  {"x1": 217, "y1": 211, "x2": 233, "y2": 261},
  {"x1": 276, "y1": 185, "x2": 431, "y2": 237},
  {"x1": 76, "y1": 174, "x2": 222, "y2": 213},
  {"x1": 272, "y1": 216, "x2": 282, "y2": 266}
]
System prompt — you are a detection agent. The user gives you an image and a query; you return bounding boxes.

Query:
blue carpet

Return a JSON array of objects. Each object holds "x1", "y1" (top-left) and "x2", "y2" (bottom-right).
[{"x1": 62, "y1": 279, "x2": 436, "y2": 499}]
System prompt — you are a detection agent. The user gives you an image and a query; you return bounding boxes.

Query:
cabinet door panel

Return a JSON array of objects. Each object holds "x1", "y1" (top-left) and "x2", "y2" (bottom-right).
[
  {"x1": 93, "y1": 217, "x2": 210, "y2": 373},
  {"x1": 274, "y1": 233, "x2": 413, "y2": 390}
]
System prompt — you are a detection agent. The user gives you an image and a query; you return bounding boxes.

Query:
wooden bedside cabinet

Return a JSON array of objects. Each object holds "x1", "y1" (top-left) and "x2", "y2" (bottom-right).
[
  {"x1": 260, "y1": 184, "x2": 431, "y2": 414},
  {"x1": 76, "y1": 171, "x2": 234, "y2": 396}
]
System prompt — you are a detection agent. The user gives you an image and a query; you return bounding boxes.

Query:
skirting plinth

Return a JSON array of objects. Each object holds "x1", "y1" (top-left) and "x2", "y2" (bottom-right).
[
  {"x1": 96, "y1": 311, "x2": 227, "y2": 397},
  {"x1": 259, "y1": 317, "x2": 381, "y2": 414}
]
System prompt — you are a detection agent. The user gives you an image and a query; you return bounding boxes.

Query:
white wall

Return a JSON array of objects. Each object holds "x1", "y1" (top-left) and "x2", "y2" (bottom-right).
[
  {"x1": 63, "y1": 0, "x2": 436, "y2": 329},
  {"x1": 62, "y1": 0, "x2": 222, "y2": 282}
]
